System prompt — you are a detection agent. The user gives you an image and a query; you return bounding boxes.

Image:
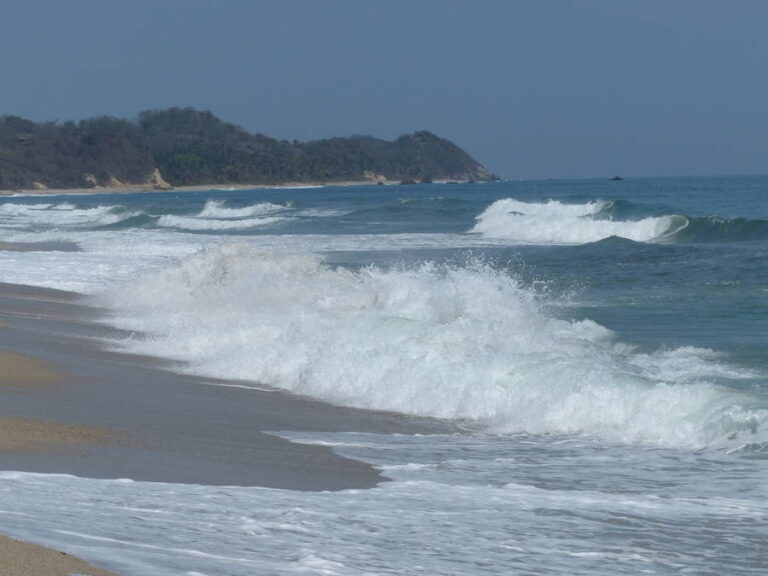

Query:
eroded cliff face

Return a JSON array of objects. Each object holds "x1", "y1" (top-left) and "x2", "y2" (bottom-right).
[
  {"x1": 70, "y1": 169, "x2": 171, "y2": 191},
  {"x1": 144, "y1": 168, "x2": 173, "y2": 189},
  {"x1": 0, "y1": 109, "x2": 494, "y2": 190}
]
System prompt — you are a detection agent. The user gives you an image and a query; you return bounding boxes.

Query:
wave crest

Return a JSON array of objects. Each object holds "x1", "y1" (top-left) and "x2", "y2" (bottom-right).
[
  {"x1": 470, "y1": 198, "x2": 686, "y2": 244},
  {"x1": 100, "y1": 245, "x2": 766, "y2": 448},
  {"x1": 0, "y1": 202, "x2": 139, "y2": 228},
  {"x1": 198, "y1": 200, "x2": 285, "y2": 219},
  {"x1": 156, "y1": 214, "x2": 285, "y2": 231}
]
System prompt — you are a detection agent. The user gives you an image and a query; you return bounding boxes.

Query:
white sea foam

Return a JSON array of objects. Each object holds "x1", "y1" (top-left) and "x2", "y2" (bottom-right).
[
  {"x1": 0, "y1": 202, "x2": 138, "y2": 228},
  {"x1": 156, "y1": 214, "x2": 286, "y2": 231},
  {"x1": 0, "y1": 225, "x2": 502, "y2": 296},
  {"x1": 197, "y1": 200, "x2": 285, "y2": 219},
  {"x1": 153, "y1": 200, "x2": 293, "y2": 230},
  {"x1": 471, "y1": 198, "x2": 685, "y2": 244},
  {"x1": 0, "y1": 202, "x2": 54, "y2": 213},
  {"x1": 1, "y1": 430, "x2": 766, "y2": 576},
  {"x1": 100, "y1": 244, "x2": 766, "y2": 448}
]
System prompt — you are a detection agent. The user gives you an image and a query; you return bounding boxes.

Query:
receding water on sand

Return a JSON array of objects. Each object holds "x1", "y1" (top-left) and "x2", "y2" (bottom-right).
[{"x1": 1, "y1": 431, "x2": 766, "y2": 576}]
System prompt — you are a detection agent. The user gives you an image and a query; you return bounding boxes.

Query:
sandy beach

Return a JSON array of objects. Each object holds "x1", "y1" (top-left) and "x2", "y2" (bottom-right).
[
  {"x1": 0, "y1": 280, "x2": 443, "y2": 487},
  {"x1": 0, "y1": 279, "x2": 446, "y2": 572},
  {"x1": 0, "y1": 180, "x2": 385, "y2": 197},
  {"x1": 0, "y1": 535, "x2": 120, "y2": 576},
  {"x1": 0, "y1": 177, "x2": 469, "y2": 198}
]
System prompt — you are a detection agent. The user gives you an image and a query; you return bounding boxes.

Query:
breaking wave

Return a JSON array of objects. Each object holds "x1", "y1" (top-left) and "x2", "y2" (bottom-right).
[
  {"x1": 197, "y1": 200, "x2": 285, "y2": 219},
  {"x1": 0, "y1": 202, "x2": 139, "y2": 228},
  {"x1": 156, "y1": 214, "x2": 286, "y2": 231},
  {"x1": 470, "y1": 198, "x2": 686, "y2": 244},
  {"x1": 156, "y1": 200, "x2": 290, "y2": 231},
  {"x1": 99, "y1": 244, "x2": 767, "y2": 449}
]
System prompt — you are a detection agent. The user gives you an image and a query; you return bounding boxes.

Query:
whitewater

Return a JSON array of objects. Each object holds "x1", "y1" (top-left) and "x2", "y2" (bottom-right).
[{"x1": 1, "y1": 176, "x2": 767, "y2": 575}]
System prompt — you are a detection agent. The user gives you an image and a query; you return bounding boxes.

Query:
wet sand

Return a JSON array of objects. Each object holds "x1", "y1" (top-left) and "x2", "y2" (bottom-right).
[
  {"x1": 0, "y1": 281, "x2": 447, "y2": 572},
  {"x1": 0, "y1": 241, "x2": 80, "y2": 252},
  {"x1": 0, "y1": 535, "x2": 120, "y2": 576},
  {"x1": 0, "y1": 281, "x2": 444, "y2": 489},
  {"x1": 0, "y1": 347, "x2": 126, "y2": 572}
]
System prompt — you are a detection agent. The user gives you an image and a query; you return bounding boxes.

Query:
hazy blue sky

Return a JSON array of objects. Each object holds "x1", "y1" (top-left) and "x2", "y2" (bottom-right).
[{"x1": 1, "y1": 0, "x2": 766, "y2": 178}]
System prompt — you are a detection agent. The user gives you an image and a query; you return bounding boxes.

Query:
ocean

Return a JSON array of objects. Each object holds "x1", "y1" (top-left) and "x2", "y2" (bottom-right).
[{"x1": 0, "y1": 176, "x2": 766, "y2": 575}]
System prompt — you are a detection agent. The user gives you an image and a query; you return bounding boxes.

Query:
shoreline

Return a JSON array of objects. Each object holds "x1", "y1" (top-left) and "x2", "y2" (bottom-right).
[
  {"x1": 0, "y1": 281, "x2": 447, "y2": 489},
  {"x1": 0, "y1": 190, "x2": 455, "y2": 573},
  {"x1": 0, "y1": 280, "x2": 449, "y2": 573},
  {"x1": 0, "y1": 535, "x2": 120, "y2": 576},
  {"x1": 0, "y1": 178, "x2": 471, "y2": 197},
  {"x1": 0, "y1": 179, "x2": 382, "y2": 197}
]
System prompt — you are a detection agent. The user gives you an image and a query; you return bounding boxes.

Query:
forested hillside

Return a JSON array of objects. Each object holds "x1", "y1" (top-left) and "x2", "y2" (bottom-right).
[{"x1": 0, "y1": 108, "x2": 494, "y2": 190}]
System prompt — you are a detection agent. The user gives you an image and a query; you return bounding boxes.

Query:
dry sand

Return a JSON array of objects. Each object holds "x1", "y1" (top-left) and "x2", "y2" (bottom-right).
[{"x1": 0, "y1": 535, "x2": 119, "y2": 576}]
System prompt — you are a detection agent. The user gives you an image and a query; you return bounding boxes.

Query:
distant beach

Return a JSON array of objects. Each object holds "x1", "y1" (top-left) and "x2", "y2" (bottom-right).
[
  {"x1": 0, "y1": 179, "x2": 471, "y2": 198},
  {"x1": 0, "y1": 180, "x2": 373, "y2": 197}
]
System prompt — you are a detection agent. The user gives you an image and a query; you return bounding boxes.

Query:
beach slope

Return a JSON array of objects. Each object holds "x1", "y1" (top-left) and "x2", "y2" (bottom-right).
[{"x1": 0, "y1": 282, "x2": 442, "y2": 490}]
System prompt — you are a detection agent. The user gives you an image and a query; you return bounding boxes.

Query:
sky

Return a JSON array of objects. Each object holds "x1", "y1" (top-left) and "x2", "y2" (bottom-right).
[{"x1": 1, "y1": 0, "x2": 767, "y2": 179}]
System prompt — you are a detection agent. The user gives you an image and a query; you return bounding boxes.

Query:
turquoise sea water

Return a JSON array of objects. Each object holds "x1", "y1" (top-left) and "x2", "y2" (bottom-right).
[{"x1": 0, "y1": 176, "x2": 766, "y2": 574}]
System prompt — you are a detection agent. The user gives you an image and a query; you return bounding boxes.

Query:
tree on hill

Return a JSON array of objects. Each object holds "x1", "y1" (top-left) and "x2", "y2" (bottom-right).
[{"x1": 0, "y1": 108, "x2": 493, "y2": 190}]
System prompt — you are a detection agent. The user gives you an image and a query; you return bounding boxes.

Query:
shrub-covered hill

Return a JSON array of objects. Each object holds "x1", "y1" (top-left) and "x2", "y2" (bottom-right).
[{"x1": 0, "y1": 108, "x2": 495, "y2": 190}]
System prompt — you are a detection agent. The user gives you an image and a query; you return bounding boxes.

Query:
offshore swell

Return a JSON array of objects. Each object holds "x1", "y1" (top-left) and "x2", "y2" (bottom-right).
[
  {"x1": 6, "y1": 194, "x2": 768, "y2": 243},
  {"x1": 1, "y1": 176, "x2": 767, "y2": 575}
]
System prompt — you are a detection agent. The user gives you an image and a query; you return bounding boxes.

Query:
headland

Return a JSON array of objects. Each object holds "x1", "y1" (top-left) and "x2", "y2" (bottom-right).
[{"x1": 1, "y1": 108, "x2": 497, "y2": 193}]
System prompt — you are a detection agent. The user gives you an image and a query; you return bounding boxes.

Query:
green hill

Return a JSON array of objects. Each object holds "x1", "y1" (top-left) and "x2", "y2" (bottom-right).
[{"x1": 0, "y1": 108, "x2": 494, "y2": 190}]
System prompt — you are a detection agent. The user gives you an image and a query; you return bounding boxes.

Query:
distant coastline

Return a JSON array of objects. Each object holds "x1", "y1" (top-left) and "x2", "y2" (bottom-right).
[
  {"x1": 0, "y1": 108, "x2": 497, "y2": 192},
  {"x1": 0, "y1": 177, "x2": 484, "y2": 198}
]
